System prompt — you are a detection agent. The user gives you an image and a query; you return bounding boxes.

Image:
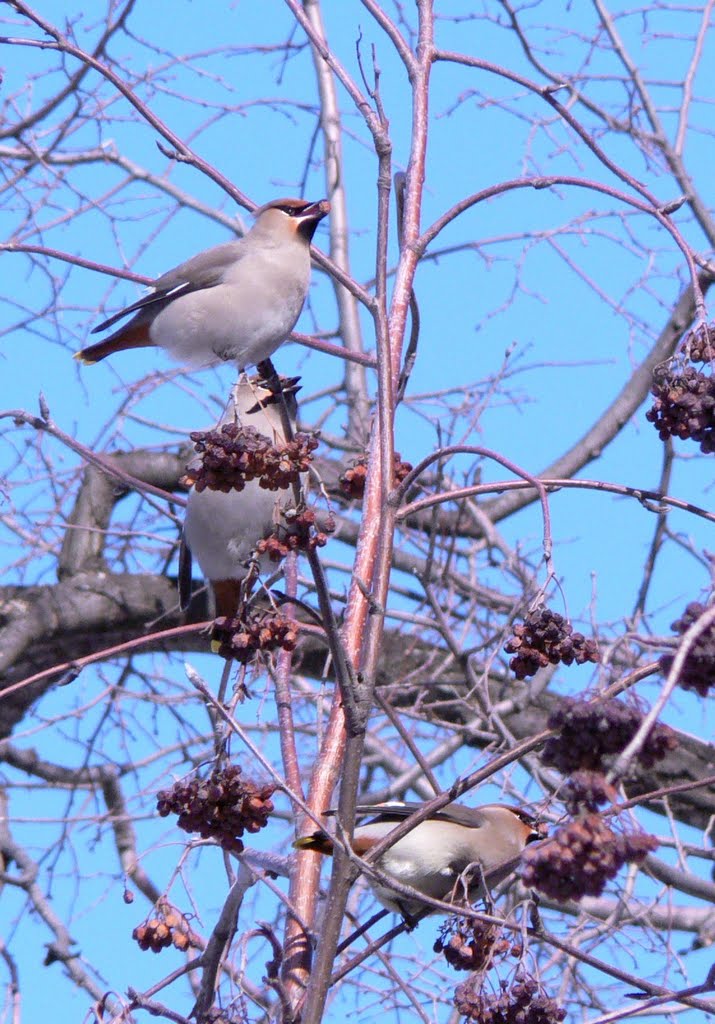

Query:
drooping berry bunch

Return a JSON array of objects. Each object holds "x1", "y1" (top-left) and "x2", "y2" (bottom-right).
[
  {"x1": 394, "y1": 454, "x2": 413, "y2": 486},
  {"x1": 132, "y1": 900, "x2": 199, "y2": 954},
  {"x1": 201, "y1": 1008, "x2": 241, "y2": 1024},
  {"x1": 646, "y1": 365, "x2": 715, "y2": 453},
  {"x1": 561, "y1": 770, "x2": 617, "y2": 815},
  {"x1": 186, "y1": 424, "x2": 319, "y2": 493},
  {"x1": 680, "y1": 321, "x2": 715, "y2": 363},
  {"x1": 210, "y1": 609, "x2": 299, "y2": 663},
  {"x1": 339, "y1": 452, "x2": 413, "y2": 500},
  {"x1": 530, "y1": 697, "x2": 665, "y2": 900},
  {"x1": 434, "y1": 919, "x2": 515, "y2": 973},
  {"x1": 454, "y1": 975, "x2": 566, "y2": 1024},
  {"x1": 256, "y1": 506, "x2": 334, "y2": 561},
  {"x1": 521, "y1": 814, "x2": 658, "y2": 901},
  {"x1": 541, "y1": 697, "x2": 678, "y2": 775},
  {"x1": 504, "y1": 608, "x2": 599, "y2": 680},
  {"x1": 659, "y1": 601, "x2": 715, "y2": 697},
  {"x1": 156, "y1": 764, "x2": 276, "y2": 853},
  {"x1": 339, "y1": 456, "x2": 367, "y2": 498}
]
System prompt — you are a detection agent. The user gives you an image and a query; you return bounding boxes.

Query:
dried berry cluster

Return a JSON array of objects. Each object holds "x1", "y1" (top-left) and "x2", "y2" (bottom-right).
[
  {"x1": 646, "y1": 366, "x2": 715, "y2": 453},
  {"x1": 660, "y1": 601, "x2": 715, "y2": 697},
  {"x1": 132, "y1": 902, "x2": 198, "y2": 954},
  {"x1": 339, "y1": 452, "x2": 413, "y2": 500},
  {"x1": 211, "y1": 609, "x2": 299, "y2": 663},
  {"x1": 395, "y1": 455, "x2": 413, "y2": 485},
  {"x1": 339, "y1": 457, "x2": 367, "y2": 498},
  {"x1": 680, "y1": 321, "x2": 715, "y2": 363},
  {"x1": 504, "y1": 608, "x2": 599, "y2": 680},
  {"x1": 187, "y1": 424, "x2": 318, "y2": 492},
  {"x1": 522, "y1": 814, "x2": 658, "y2": 901},
  {"x1": 434, "y1": 919, "x2": 515, "y2": 973},
  {"x1": 454, "y1": 976, "x2": 566, "y2": 1024},
  {"x1": 201, "y1": 1009, "x2": 240, "y2": 1024},
  {"x1": 541, "y1": 697, "x2": 678, "y2": 775},
  {"x1": 256, "y1": 507, "x2": 334, "y2": 560},
  {"x1": 561, "y1": 770, "x2": 617, "y2": 814},
  {"x1": 156, "y1": 764, "x2": 275, "y2": 853}
]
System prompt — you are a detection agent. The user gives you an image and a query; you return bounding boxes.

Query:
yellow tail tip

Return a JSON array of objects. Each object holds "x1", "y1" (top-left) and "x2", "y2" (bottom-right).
[
  {"x1": 293, "y1": 837, "x2": 319, "y2": 851},
  {"x1": 73, "y1": 351, "x2": 96, "y2": 365},
  {"x1": 210, "y1": 639, "x2": 222, "y2": 655}
]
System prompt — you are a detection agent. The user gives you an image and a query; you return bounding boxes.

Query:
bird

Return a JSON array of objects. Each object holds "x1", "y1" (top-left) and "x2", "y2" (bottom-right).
[
  {"x1": 75, "y1": 197, "x2": 330, "y2": 368},
  {"x1": 294, "y1": 800, "x2": 545, "y2": 921},
  {"x1": 179, "y1": 373, "x2": 301, "y2": 620}
]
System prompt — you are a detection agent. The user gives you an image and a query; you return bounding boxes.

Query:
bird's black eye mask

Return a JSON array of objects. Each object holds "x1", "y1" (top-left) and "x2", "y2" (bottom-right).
[
  {"x1": 245, "y1": 376, "x2": 301, "y2": 416},
  {"x1": 513, "y1": 808, "x2": 548, "y2": 842},
  {"x1": 296, "y1": 217, "x2": 322, "y2": 243}
]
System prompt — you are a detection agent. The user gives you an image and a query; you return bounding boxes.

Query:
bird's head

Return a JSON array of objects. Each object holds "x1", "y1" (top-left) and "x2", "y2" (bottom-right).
[{"x1": 252, "y1": 197, "x2": 330, "y2": 244}]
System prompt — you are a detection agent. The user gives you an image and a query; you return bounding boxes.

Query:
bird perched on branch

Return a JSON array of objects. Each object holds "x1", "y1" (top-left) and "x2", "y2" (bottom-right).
[
  {"x1": 75, "y1": 197, "x2": 330, "y2": 369},
  {"x1": 295, "y1": 800, "x2": 545, "y2": 921},
  {"x1": 179, "y1": 374, "x2": 301, "y2": 620}
]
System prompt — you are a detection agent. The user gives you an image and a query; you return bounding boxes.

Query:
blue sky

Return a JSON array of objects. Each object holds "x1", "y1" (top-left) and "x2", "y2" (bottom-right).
[{"x1": 2, "y1": 2, "x2": 715, "y2": 1022}]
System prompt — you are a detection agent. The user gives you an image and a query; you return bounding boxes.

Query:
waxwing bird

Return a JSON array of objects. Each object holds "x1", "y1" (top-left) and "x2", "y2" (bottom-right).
[
  {"x1": 179, "y1": 374, "x2": 301, "y2": 620},
  {"x1": 75, "y1": 197, "x2": 330, "y2": 368},
  {"x1": 294, "y1": 801, "x2": 545, "y2": 920}
]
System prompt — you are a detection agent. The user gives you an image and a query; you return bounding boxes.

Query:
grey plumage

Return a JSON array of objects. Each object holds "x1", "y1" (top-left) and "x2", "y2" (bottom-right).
[
  {"x1": 76, "y1": 197, "x2": 329, "y2": 368},
  {"x1": 295, "y1": 800, "x2": 545, "y2": 919},
  {"x1": 180, "y1": 374, "x2": 300, "y2": 619}
]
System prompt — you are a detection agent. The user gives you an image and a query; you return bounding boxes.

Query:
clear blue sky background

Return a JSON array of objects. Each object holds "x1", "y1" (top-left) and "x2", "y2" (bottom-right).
[{"x1": 2, "y1": 2, "x2": 714, "y2": 1021}]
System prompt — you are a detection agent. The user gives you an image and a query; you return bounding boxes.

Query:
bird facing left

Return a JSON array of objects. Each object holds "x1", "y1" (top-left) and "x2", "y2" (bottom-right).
[{"x1": 75, "y1": 197, "x2": 330, "y2": 369}]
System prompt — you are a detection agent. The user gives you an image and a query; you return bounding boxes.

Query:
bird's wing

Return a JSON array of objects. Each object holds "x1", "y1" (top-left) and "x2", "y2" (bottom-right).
[
  {"x1": 178, "y1": 534, "x2": 194, "y2": 612},
  {"x1": 91, "y1": 242, "x2": 245, "y2": 334},
  {"x1": 324, "y1": 801, "x2": 486, "y2": 829},
  {"x1": 152, "y1": 241, "x2": 245, "y2": 292},
  {"x1": 91, "y1": 283, "x2": 194, "y2": 333}
]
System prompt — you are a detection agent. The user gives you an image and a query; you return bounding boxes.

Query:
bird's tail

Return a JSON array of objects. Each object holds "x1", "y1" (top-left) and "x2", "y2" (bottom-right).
[
  {"x1": 208, "y1": 579, "x2": 246, "y2": 655},
  {"x1": 74, "y1": 321, "x2": 153, "y2": 364},
  {"x1": 293, "y1": 831, "x2": 333, "y2": 856},
  {"x1": 211, "y1": 579, "x2": 243, "y2": 620}
]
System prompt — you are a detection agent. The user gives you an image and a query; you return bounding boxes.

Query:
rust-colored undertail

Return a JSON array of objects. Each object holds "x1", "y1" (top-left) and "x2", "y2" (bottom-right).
[
  {"x1": 74, "y1": 321, "x2": 153, "y2": 365},
  {"x1": 211, "y1": 578, "x2": 243, "y2": 620}
]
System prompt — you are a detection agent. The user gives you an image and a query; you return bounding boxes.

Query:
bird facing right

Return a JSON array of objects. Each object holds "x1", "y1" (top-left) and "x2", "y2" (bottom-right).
[
  {"x1": 295, "y1": 800, "x2": 545, "y2": 921},
  {"x1": 75, "y1": 197, "x2": 330, "y2": 369}
]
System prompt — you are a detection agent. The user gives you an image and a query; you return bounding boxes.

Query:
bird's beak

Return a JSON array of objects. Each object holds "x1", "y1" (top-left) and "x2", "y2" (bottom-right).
[
  {"x1": 302, "y1": 199, "x2": 331, "y2": 221},
  {"x1": 293, "y1": 199, "x2": 330, "y2": 242}
]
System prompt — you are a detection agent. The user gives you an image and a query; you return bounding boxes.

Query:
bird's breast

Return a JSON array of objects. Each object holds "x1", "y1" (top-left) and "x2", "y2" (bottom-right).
[
  {"x1": 357, "y1": 820, "x2": 480, "y2": 886},
  {"x1": 184, "y1": 483, "x2": 284, "y2": 581},
  {"x1": 149, "y1": 246, "x2": 311, "y2": 365}
]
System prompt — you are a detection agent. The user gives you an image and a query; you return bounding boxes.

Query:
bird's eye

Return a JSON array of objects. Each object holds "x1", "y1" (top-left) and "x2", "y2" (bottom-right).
[{"x1": 280, "y1": 204, "x2": 307, "y2": 216}]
